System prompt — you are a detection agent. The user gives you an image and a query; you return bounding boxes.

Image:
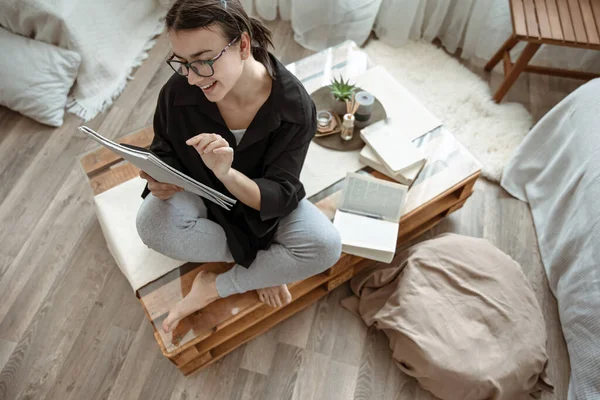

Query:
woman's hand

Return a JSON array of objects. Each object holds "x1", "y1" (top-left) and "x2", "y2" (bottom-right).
[
  {"x1": 186, "y1": 133, "x2": 234, "y2": 179},
  {"x1": 139, "y1": 170, "x2": 183, "y2": 200}
]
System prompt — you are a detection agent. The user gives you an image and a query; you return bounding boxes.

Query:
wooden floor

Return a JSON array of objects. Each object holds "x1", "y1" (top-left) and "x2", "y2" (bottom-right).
[{"x1": 0, "y1": 19, "x2": 580, "y2": 400}]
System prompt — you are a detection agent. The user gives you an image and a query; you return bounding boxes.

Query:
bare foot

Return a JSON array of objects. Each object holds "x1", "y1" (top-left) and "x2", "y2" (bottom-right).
[
  {"x1": 256, "y1": 284, "x2": 292, "y2": 308},
  {"x1": 162, "y1": 271, "x2": 220, "y2": 333}
]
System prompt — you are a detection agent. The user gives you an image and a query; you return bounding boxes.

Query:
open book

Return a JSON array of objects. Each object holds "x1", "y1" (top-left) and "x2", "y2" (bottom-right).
[
  {"x1": 79, "y1": 126, "x2": 236, "y2": 210},
  {"x1": 333, "y1": 172, "x2": 408, "y2": 263}
]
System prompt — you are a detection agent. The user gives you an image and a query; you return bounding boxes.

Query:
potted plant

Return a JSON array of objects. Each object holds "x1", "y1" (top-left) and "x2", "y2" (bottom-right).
[{"x1": 329, "y1": 76, "x2": 357, "y2": 116}]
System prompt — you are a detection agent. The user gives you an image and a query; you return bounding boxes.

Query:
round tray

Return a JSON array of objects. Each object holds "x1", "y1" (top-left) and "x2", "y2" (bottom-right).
[{"x1": 311, "y1": 86, "x2": 386, "y2": 151}]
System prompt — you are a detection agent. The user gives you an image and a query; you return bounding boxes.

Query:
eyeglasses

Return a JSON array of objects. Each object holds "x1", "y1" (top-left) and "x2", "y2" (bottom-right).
[{"x1": 166, "y1": 37, "x2": 239, "y2": 78}]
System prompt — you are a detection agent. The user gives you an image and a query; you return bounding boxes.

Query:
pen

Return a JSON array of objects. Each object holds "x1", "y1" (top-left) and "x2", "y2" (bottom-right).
[{"x1": 338, "y1": 208, "x2": 384, "y2": 220}]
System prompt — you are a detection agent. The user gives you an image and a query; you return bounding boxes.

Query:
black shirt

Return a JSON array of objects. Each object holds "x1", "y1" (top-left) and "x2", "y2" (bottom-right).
[{"x1": 141, "y1": 53, "x2": 317, "y2": 268}]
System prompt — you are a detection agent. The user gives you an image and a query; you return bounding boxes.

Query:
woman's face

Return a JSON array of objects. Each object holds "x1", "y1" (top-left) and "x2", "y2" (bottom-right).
[{"x1": 168, "y1": 24, "x2": 247, "y2": 102}]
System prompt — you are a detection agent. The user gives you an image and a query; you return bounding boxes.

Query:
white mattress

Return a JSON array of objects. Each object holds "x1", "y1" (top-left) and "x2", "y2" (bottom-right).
[
  {"x1": 501, "y1": 78, "x2": 600, "y2": 400},
  {"x1": 94, "y1": 177, "x2": 185, "y2": 291}
]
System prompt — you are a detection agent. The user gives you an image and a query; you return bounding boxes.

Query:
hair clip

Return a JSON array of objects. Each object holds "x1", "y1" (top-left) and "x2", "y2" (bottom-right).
[{"x1": 220, "y1": 0, "x2": 227, "y2": 9}]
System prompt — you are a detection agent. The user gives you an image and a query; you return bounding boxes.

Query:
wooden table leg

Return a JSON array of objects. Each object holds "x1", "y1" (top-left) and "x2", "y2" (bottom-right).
[
  {"x1": 485, "y1": 35, "x2": 519, "y2": 72},
  {"x1": 493, "y1": 42, "x2": 541, "y2": 103}
]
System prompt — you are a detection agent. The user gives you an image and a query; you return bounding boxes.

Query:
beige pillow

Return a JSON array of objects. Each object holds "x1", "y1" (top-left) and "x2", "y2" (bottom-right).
[
  {"x1": 345, "y1": 233, "x2": 553, "y2": 400},
  {"x1": 0, "y1": 27, "x2": 81, "y2": 127}
]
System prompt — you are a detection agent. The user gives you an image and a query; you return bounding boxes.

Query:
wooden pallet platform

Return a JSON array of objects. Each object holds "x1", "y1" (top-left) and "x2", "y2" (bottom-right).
[{"x1": 79, "y1": 125, "x2": 480, "y2": 375}]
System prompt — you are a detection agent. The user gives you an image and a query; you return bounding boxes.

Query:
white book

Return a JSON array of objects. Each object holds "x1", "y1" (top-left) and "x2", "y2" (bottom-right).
[
  {"x1": 359, "y1": 144, "x2": 423, "y2": 186},
  {"x1": 78, "y1": 126, "x2": 236, "y2": 210},
  {"x1": 360, "y1": 118, "x2": 427, "y2": 174},
  {"x1": 355, "y1": 66, "x2": 442, "y2": 142},
  {"x1": 333, "y1": 172, "x2": 408, "y2": 263}
]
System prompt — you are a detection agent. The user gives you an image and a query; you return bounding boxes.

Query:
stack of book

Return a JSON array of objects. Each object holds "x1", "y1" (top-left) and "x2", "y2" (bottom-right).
[
  {"x1": 358, "y1": 88, "x2": 442, "y2": 185},
  {"x1": 359, "y1": 119, "x2": 426, "y2": 186}
]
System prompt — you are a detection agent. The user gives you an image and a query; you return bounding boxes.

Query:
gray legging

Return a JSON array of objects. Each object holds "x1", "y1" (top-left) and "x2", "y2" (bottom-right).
[{"x1": 135, "y1": 191, "x2": 342, "y2": 298}]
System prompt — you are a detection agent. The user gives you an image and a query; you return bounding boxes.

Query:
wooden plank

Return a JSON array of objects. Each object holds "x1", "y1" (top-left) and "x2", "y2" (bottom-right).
[
  {"x1": 79, "y1": 126, "x2": 154, "y2": 176},
  {"x1": 524, "y1": 0, "x2": 542, "y2": 37},
  {"x1": 523, "y1": 64, "x2": 600, "y2": 78},
  {"x1": 456, "y1": 173, "x2": 478, "y2": 199},
  {"x1": 484, "y1": 35, "x2": 520, "y2": 72},
  {"x1": 445, "y1": 197, "x2": 470, "y2": 215},
  {"x1": 579, "y1": 0, "x2": 600, "y2": 44},
  {"x1": 180, "y1": 287, "x2": 329, "y2": 375},
  {"x1": 89, "y1": 162, "x2": 141, "y2": 195},
  {"x1": 191, "y1": 263, "x2": 361, "y2": 356},
  {"x1": 504, "y1": 51, "x2": 513, "y2": 76},
  {"x1": 171, "y1": 345, "x2": 201, "y2": 366},
  {"x1": 397, "y1": 199, "x2": 471, "y2": 244},
  {"x1": 557, "y1": 0, "x2": 577, "y2": 41},
  {"x1": 545, "y1": 0, "x2": 566, "y2": 39},
  {"x1": 592, "y1": 0, "x2": 600, "y2": 38},
  {"x1": 326, "y1": 267, "x2": 355, "y2": 291},
  {"x1": 138, "y1": 262, "x2": 232, "y2": 321},
  {"x1": 534, "y1": 0, "x2": 554, "y2": 37},
  {"x1": 326, "y1": 253, "x2": 361, "y2": 276},
  {"x1": 511, "y1": 0, "x2": 530, "y2": 36},
  {"x1": 567, "y1": 0, "x2": 589, "y2": 42},
  {"x1": 398, "y1": 177, "x2": 474, "y2": 235},
  {"x1": 493, "y1": 42, "x2": 541, "y2": 102}
]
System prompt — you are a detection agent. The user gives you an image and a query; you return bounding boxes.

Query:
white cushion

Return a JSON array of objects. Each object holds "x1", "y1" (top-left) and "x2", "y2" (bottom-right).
[
  {"x1": 94, "y1": 177, "x2": 186, "y2": 291},
  {"x1": 0, "y1": 27, "x2": 81, "y2": 127}
]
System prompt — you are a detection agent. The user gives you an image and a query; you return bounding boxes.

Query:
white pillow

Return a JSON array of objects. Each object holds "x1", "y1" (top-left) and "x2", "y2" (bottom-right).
[{"x1": 0, "y1": 27, "x2": 81, "y2": 127}]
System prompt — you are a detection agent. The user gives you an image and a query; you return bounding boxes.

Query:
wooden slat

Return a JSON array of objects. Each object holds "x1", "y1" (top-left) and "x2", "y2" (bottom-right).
[
  {"x1": 325, "y1": 253, "x2": 360, "y2": 276},
  {"x1": 557, "y1": 0, "x2": 577, "y2": 41},
  {"x1": 592, "y1": 0, "x2": 600, "y2": 37},
  {"x1": 171, "y1": 346, "x2": 202, "y2": 367},
  {"x1": 545, "y1": 0, "x2": 566, "y2": 39},
  {"x1": 523, "y1": 64, "x2": 600, "y2": 78},
  {"x1": 511, "y1": 0, "x2": 530, "y2": 36},
  {"x1": 504, "y1": 51, "x2": 513, "y2": 76},
  {"x1": 534, "y1": 0, "x2": 554, "y2": 37},
  {"x1": 567, "y1": 0, "x2": 589, "y2": 42},
  {"x1": 580, "y1": 0, "x2": 600, "y2": 44},
  {"x1": 165, "y1": 254, "x2": 363, "y2": 358},
  {"x1": 192, "y1": 270, "x2": 346, "y2": 356},
  {"x1": 139, "y1": 262, "x2": 232, "y2": 321},
  {"x1": 492, "y1": 42, "x2": 541, "y2": 102},
  {"x1": 326, "y1": 267, "x2": 354, "y2": 291},
  {"x1": 484, "y1": 35, "x2": 520, "y2": 72},
  {"x1": 89, "y1": 162, "x2": 141, "y2": 195},
  {"x1": 80, "y1": 126, "x2": 154, "y2": 176},
  {"x1": 180, "y1": 287, "x2": 330, "y2": 375},
  {"x1": 524, "y1": 0, "x2": 542, "y2": 37}
]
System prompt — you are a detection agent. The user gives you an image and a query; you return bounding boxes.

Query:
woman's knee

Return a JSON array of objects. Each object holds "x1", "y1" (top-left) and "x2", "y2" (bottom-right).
[
  {"x1": 309, "y1": 222, "x2": 343, "y2": 270},
  {"x1": 135, "y1": 195, "x2": 164, "y2": 249}
]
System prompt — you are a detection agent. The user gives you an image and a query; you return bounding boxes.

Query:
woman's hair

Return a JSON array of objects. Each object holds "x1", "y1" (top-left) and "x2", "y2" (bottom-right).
[{"x1": 165, "y1": 0, "x2": 275, "y2": 78}]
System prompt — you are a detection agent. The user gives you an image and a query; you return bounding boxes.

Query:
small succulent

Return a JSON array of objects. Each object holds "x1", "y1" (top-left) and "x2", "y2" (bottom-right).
[{"x1": 329, "y1": 76, "x2": 357, "y2": 102}]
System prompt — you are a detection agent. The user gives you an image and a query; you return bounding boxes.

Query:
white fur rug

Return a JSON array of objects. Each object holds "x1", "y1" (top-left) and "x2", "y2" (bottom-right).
[{"x1": 364, "y1": 40, "x2": 533, "y2": 182}]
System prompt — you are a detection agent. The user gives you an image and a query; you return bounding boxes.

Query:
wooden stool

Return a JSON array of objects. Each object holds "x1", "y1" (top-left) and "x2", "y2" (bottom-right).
[
  {"x1": 485, "y1": 0, "x2": 600, "y2": 102},
  {"x1": 79, "y1": 125, "x2": 480, "y2": 375}
]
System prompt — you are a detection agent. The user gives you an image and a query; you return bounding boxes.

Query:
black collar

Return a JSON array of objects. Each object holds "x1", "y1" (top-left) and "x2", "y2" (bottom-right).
[{"x1": 172, "y1": 53, "x2": 307, "y2": 128}]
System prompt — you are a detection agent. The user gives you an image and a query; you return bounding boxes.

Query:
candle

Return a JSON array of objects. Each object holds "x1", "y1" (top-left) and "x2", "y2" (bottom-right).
[
  {"x1": 317, "y1": 110, "x2": 333, "y2": 128},
  {"x1": 354, "y1": 91, "x2": 374, "y2": 122}
]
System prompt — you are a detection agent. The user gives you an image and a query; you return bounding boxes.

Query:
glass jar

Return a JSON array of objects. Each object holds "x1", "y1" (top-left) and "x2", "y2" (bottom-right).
[
  {"x1": 317, "y1": 110, "x2": 333, "y2": 128},
  {"x1": 341, "y1": 113, "x2": 355, "y2": 141}
]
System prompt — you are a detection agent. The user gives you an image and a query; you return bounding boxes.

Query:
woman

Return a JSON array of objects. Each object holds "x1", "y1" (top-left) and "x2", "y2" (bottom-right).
[{"x1": 136, "y1": 0, "x2": 342, "y2": 333}]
